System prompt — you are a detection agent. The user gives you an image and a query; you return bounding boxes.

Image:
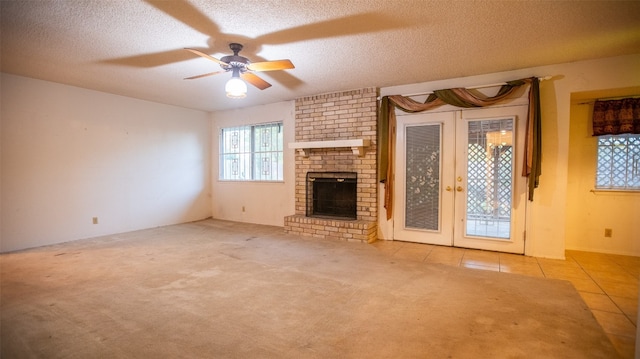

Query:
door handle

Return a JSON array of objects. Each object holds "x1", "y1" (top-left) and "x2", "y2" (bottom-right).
[
  {"x1": 456, "y1": 186, "x2": 464, "y2": 192},
  {"x1": 445, "y1": 186, "x2": 452, "y2": 192}
]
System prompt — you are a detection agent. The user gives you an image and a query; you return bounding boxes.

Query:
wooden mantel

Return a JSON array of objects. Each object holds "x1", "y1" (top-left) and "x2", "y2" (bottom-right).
[{"x1": 288, "y1": 139, "x2": 370, "y2": 157}]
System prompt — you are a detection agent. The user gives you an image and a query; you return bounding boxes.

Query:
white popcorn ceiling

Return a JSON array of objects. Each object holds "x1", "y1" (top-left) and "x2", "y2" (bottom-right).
[{"x1": 1, "y1": 0, "x2": 639, "y2": 112}]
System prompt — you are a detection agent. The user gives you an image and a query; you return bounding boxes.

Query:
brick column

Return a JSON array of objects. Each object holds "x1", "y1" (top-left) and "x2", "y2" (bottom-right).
[{"x1": 284, "y1": 88, "x2": 378, "y2": 242}]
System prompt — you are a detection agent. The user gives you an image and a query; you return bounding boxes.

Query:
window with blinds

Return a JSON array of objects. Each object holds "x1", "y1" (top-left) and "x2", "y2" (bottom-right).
[{"x1": 405, "y1": 124, "x2": 441, "y2": 231}]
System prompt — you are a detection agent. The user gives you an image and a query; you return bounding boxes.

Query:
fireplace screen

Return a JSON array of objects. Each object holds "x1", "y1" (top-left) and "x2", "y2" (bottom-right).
[{"x1": 306, "y1": 172, "x2": 357, "y2": 220}]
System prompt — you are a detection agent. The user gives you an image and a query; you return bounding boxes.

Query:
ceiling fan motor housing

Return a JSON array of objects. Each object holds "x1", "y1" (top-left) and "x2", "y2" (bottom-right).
[{"x1": 220, "y1": 43, "x2": 250, "y2": 71}]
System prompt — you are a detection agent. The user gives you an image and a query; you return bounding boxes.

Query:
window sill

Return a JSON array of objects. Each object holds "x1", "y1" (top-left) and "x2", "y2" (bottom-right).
[
  {"x1": 590, "y1": 189, "x2": 640, "y2": 195},
  {"x1": 218, "y1": 180, "x2": 285, "y2": 183}
]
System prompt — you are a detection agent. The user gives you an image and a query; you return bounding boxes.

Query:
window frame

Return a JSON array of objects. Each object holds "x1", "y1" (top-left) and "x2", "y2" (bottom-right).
[
  {"x1": 594, "y1": 133, "x2": 640, "y2": 192},
  {"x1": 218, "y1": 121, "x2": 284, "y2": 182}
]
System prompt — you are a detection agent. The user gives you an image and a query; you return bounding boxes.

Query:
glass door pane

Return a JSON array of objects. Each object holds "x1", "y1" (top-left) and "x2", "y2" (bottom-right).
[
  {"x1": 394, "y1": 111, "x2": 454, "y2": 246},
  {"x1": 465, "y1": 118, "x2": 513, "y2": 239},
  {"x1": 405, "y1": 124, "x2": 441, "y2": 231}
]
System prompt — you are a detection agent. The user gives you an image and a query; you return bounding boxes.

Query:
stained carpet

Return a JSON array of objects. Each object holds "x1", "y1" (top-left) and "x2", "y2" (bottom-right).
[{"x1": 1, "y1": 219, "x2": 619, "y2": 358}]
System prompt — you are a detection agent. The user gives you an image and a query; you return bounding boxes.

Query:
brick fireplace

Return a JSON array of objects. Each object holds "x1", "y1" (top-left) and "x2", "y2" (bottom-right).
[{"x1": 284, "y1": 88, "x2": 378, "y2": 242}]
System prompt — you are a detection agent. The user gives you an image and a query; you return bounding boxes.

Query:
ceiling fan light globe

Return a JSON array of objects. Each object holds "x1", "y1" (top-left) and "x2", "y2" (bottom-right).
[{"x1": 225, "y1": 77, "x2": 247, "y2": 99}]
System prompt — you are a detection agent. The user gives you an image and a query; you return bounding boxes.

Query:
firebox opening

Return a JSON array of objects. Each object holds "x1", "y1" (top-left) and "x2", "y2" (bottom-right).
[{"x1": 306, "y1": 172, "x2": 357, "y2": 220}]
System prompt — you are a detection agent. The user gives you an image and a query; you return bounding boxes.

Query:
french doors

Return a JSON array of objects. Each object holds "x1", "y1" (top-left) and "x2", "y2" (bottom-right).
[{"x1": 393, "y1": 105, "x2": 528, "y2": 254}]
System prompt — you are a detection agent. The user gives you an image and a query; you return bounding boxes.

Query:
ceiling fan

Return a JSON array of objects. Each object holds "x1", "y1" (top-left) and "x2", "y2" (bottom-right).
[{"x1": 184, "y1": 43, "x2": 294, "y2": 98}]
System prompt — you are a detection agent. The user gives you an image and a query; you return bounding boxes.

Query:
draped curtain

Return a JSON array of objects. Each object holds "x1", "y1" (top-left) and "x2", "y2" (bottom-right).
[
  {"x1": 592, "y1": 98, "x2": 640, "y2": 136},
  {"x1": 377, "y1": 77, "x2": 541, "y2": 220}
]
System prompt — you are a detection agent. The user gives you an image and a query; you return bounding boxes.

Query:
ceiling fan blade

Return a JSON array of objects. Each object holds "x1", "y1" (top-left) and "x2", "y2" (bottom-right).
[
  {"x1": 184, "y1": 48, "x2": 228, "y2": 67},
  {"x1": 247, "y1": 59, "x2": 295, "y2": 72},
  {"x1": 144, "y1": 0, "x2": 220, "y2": 37},
  {"x1": 241, "y1": 73, "x2": 272, "y2": 90},
  {"x1": 102, "y1": 49, "x2": 194, "y2": 68},
  {"x1": 184, "y1": 71, "x2": 226, "y2": 80},
  {"x1": 257, "y1": 13, "x2": 409, "y2": 45}
]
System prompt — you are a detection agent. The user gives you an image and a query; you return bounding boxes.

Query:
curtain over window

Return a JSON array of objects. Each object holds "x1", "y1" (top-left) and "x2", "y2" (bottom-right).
[
  {"x1": 377, "y1": 77, "x2": 541, "y2": 220},
  {"x1": 592, "y1": 97, "x2": 640, "y2": 136}
]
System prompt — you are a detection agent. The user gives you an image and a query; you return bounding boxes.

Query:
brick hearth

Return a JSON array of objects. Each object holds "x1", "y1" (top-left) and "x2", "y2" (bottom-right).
[{"x1": 284, "y1": 88, "x2": 378, "y2": 243}]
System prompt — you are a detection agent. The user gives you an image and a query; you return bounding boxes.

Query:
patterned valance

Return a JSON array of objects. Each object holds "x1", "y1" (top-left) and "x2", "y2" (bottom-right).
[{"x1": 592, "y1": 98, "x2": 640, "y2": 136}]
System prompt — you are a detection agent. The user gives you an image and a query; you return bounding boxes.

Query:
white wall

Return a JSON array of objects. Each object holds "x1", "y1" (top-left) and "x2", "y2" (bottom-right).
[
  {"x1": 5, "y1": 54, "x2": 639, "y2": 258},
  {"x1": 1, "y1": 74, "x2": 212, "y2": 252},
  {"x1": 210, "y1": 101, "x2": 295, "y2": 227},
  {"x1": 378, "y1": 53, "x2": 640, "y2": 259}
]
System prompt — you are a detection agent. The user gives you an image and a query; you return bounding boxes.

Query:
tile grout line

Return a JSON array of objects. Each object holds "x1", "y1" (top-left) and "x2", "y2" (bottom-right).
[
  {"x1": 382, "y1": 244, "x2": 637, "y2": 336},
  {"x1": 457, "y1": 249, "x2": 466, "y2": 267},
  {"x1": 420, "y1": 247, "x2": 433, "y2": 262},
  {"x1": 568, "y1": 253, "x2": 638, "y2": 332},
  {"x1": 534, "y1": 257, "x2": 547, "y2": 278}
]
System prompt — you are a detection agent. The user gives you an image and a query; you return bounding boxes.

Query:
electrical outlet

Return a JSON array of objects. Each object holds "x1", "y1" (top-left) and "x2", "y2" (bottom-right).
[
  {"x1": 92, "y1": 217, "x2": 98, "y2": 225},
  {"x1": 604, "y1": 228, "x2": 612, "y2": 237}
]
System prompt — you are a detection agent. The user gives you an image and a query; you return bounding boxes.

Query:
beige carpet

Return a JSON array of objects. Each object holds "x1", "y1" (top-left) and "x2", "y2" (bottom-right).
[{"x1": 1, "y1": 219, "x2": 619, "y2": 358}]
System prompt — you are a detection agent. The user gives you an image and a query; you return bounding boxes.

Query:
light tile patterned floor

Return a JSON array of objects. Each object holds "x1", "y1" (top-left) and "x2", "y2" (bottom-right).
[{"x1": 370, "y1": 240, "x2": 639, "y2": 359}]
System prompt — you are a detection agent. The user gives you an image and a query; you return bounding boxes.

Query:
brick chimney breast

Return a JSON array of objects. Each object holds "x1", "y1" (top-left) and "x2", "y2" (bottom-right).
[{"x1": 284, "y1": 88, "x2": 378, "y2": 243}]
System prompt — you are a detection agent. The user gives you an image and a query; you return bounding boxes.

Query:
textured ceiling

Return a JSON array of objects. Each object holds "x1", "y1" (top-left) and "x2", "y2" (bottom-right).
[{"x1": 2, "y1": 0, "x2": 640, "y2": 112}]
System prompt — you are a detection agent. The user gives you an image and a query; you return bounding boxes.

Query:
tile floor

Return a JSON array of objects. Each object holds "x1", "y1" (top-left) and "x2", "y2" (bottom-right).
[{"x1": 370, "y1": 240, "x2": 639, "y2": 359}]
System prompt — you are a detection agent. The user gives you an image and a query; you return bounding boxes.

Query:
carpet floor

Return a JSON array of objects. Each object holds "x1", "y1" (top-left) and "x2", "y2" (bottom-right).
[{"x1": 1, "y1": 219, "x2": 619, "y2": 358}]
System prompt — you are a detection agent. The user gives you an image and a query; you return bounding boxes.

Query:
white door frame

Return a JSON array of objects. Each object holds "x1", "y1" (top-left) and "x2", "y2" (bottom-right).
[
  {"x1": 392, "y1": 104, "x2": 529, "y2": 254},
  {"x1": 452, "y1": 105, "x2": 528, "y2": 254},
  {"x1": 393, "y1": 111, "x2": 455, "y2": 245}
]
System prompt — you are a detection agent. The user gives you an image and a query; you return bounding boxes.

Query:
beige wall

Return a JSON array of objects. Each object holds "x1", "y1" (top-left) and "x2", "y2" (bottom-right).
[
  {"x1": 565, "y1": 87, "x2": 640, "y2": 256},
  {"x1": 1, "y1": 74, "x2": 212, "y2": 252}
]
